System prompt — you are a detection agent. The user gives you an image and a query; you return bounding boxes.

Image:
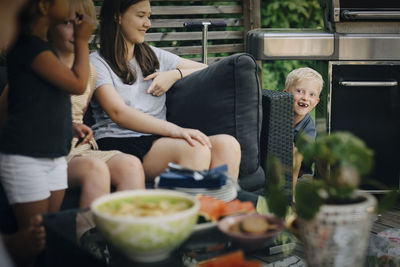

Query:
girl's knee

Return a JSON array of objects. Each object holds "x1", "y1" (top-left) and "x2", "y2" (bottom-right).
[
  {"x1": 80, "y1": 159, "x2": 110, "y2": 187},
  {"x1": 178, "y1": 144, "x2": 211, "y2": 169},
  {"x1": 85, "y1": 158, "x2": 109, "y2": 175},
  {"x1": 110, "y1": 154, "x2": 145, "y2": 189},
  {"x1": 113, "y1": 154, "x2": 144, "y2": 174},
  {"x1": 212, "y1": 134, "x2": 241, "y2": 154}
]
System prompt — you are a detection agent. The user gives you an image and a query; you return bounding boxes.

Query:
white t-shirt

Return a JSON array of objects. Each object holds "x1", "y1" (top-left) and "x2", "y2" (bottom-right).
[{"x1": 89, "y1": 46, "x2": 179, "y2": 140}]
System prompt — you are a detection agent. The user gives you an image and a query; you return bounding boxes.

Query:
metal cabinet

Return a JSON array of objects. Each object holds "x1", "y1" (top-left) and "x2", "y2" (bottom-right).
[{"x1": 328, "y1": 61, "x2": 400, "y2": 190}]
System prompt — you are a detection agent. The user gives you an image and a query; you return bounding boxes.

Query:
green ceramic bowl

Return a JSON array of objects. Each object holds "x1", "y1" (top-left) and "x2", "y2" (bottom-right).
[{"x1": 91, "y1": 189, "x2": 199, "y2": 262}]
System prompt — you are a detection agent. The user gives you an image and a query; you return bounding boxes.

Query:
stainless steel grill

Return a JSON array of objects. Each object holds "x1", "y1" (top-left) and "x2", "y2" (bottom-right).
[
  {"x1": 321, "y1": 0, "x2": 400, "y2": 33},
  {"x1": 246, "y1": 0, "x2": 400, "y2": 190}
]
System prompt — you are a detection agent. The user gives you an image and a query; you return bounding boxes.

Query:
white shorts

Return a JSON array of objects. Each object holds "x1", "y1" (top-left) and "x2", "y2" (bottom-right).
[{"x1": 0, "y1": 153, "x2": 68, "y2": 205}]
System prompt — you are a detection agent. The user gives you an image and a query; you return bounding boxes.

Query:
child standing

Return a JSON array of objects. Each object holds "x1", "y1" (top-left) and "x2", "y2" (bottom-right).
[
  {"x1": 0, "y1": 0, "x2": 94, "y2": 237},
  {"x1": 48, "y1": 0, "x2": 145, "y2": 209},
  {"x1": 283, "y1": 67, "x2": 323, "y2": 188}
]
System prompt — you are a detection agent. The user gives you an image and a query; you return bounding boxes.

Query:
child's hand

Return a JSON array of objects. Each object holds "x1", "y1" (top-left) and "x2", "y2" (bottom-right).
[
  {"x1": 145, "y1": 70, "x2": 180, "y2": 96},
  {"x1": 72, "y1": 123, "x2": 93, "y2": 145},
  {"x1": 73, "y1": 13, "x2": 95, "y2": 43},
  {"x1": 170, "y1": 127, "x2": 212, "y2": 148}
]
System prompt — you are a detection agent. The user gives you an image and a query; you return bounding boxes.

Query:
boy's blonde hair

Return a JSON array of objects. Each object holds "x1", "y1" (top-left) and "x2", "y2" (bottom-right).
[
  {"x1": 285, "y1": 67, "x2": 324, "y2": 94},
  {"x1": 69, "y1": 0, "x2": 98, "y2": 27}
]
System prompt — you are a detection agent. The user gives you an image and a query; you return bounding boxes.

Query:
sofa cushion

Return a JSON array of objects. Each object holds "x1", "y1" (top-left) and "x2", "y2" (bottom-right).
[{"x1": 166, "y1": 53, "x2": 262, "y2": 181}]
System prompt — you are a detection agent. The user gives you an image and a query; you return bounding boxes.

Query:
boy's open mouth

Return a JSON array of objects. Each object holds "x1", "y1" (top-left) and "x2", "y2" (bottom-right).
[{"x1": 298, "y1": 102, "x2": 309, "y2": 108}]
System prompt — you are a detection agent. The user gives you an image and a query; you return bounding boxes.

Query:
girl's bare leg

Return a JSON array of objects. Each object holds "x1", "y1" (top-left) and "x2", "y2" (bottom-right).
[
  {"x1": 48, "y1": 189, "x2": 65, "y2": 213},
  {"x1": 11, "y1": 201, "x2": 48, "y2": 267},
  {"x1": 209, "y1": 134, "x2": 241, "y2": 180},
  {"x1": 2, "y1": 214, "x2": 45, "y2": 267},
  {"x1": 68, "y1": 157, "x2": 110, "y2": 208},
  {"x1": 107, "y1": 154, "x2": 145, "y2": 190},
  {"x1": 143, "y1": 137, "x2": 211, "y2": 181},
  {"x1": 12, "y1": 200, "x2": 48, "y2": 229}
]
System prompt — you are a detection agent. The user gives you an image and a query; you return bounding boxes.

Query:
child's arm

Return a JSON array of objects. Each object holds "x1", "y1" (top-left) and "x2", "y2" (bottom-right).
[
  {"x1": 0, "y1": 85, "x2": 8, "y2": 133},
  {"x1": 293, "y1": 143, "x2": 303, "y2": 192},
  {"x1": 31, "y1": 15, "x2": 95, "y2": 95},
  {"x1": 144, "y1": 57, "x2": 207, "y2": 96},
  {"x1": 82, "y1": 64, "x2": 97, "y2": 115},
  {"x1": 95, "y1": 84, "x2": 211, "y2": 148}
]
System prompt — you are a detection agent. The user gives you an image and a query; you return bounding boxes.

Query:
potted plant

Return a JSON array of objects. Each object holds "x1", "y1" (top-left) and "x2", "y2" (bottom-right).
[{"x1": 265, "y1": 131, "x2": 399, "y2": 267}]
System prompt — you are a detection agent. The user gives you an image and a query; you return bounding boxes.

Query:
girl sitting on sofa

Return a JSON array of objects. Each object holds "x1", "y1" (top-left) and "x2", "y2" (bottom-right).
[{"x1": 90, "y1": 0, "x2": 241, "y2": 182}]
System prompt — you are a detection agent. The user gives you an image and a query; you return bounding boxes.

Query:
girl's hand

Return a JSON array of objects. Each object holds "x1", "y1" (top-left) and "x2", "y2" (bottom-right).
[
  {"x1": 72, "y1": 123, "x2": 93, "y2": 145},
  {"x1": 171, "y1": 128, "x2": 212, "y2": 148},
  {"x1": 145, "y1": 69, "x2": 181, "y2": 96},
  {"x1": 73, "y1": 13, "x2": 95, "y2": 43}
]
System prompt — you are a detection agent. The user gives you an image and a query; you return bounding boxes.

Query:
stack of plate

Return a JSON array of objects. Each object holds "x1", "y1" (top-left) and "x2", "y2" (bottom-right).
[{"x1": 154, "y1": 177, "x2": 238, "y2": 202}]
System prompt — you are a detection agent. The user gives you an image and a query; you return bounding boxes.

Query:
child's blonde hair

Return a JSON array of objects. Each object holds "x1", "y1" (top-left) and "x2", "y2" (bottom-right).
[
  {"x1": 69, "y1": 0, "x2": 98, "y2": 27},
  {"x1": 285, "y1": 67, "x2": 324, "y2": 94}
]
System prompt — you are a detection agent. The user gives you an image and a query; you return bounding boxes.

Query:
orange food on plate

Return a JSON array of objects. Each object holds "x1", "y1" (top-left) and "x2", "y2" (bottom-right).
[
  {"x1": 197, "y1": 195, "x2": 226, "y2": 221},
  {"x1": 198, "y1": 250, "x2": 261, "y2": 267},
  {"x1": 221, "y1": 199, "x2": 256, "y2": 217},
  {"x1": 197, "y1": 195, "x2": 256, "y2": 221}
]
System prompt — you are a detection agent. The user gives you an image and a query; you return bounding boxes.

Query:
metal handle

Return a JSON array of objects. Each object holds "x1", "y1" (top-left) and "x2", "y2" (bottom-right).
[
  {"x1": 342, "y1": 10, "x2": 400, "y2": 20},
  {"x1": 183, "y1": 20, "x2": 226, "y2": 29},
  {"x1": 339, "y1": 81, "x2": 398, "y2": 87},
  {"x1": 183, "y1": 21, "x2": 227, "y2": 64}
]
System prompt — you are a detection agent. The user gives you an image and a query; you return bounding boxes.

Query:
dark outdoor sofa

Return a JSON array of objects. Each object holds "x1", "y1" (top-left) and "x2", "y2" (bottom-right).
[{"x1": 0, "y1": 53, "x2": 293, "y2": 233}]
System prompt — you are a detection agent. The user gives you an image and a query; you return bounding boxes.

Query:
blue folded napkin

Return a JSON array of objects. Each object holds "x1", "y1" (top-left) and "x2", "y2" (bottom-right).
[{"x1": 158, "y1": 164, "x2": 228, "y2": 189}]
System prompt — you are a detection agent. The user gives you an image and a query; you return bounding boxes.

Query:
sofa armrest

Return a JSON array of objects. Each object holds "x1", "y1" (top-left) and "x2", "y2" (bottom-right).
[{"x1": 260, "y1": 90, "x2": 293, "y2": 194}]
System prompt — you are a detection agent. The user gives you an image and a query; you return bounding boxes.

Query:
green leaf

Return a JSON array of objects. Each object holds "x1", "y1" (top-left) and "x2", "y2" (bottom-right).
[
  {"x1": 295, "y1": 181, "x2": 324, "y2": 220},
  {"x1": 377, "y1": 190, "x2": 400, "y2": 214},
  {"x1": 256, "y1": 196, "x2": 269, "y2": 215},
  {"x1": 267, "y1": 186, "x2": 289, "y2": 219},
  {"x1": 264, "y1": 155, "x2": 289, "y2": 219}
]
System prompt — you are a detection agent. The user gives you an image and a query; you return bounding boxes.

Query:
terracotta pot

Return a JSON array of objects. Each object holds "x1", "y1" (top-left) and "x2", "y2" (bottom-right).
[{"x1": 298, "y1": 191, "x2": 377, "y2": 267}]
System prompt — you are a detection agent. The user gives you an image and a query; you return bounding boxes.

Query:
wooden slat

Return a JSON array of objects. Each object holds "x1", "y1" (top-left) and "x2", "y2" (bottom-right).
[
  {"x1": 95, "y1": 5, "x2": 242, "y2": 16},
  {"x1": 152, "y1": 0, "x2": 242, "y2": 2},
  {"x1": 95, "y1": 0, "x2": 242, "y2": 2},
  {"x1": 145, "y1": 31, "x2": 243, "y2": 42},
  {"x1": 91, "y1": 0, "x2": 260, "y2": 67},
  {"x1": 371, "y1": 207, "x2": 400, "y2": 234},
  {"x1": 91, "y1": 32, "x2": 243, "y2": 44},
  {"x1": 162, "y1": 43, "x2": 244, "y2": 55},
  {"x1": 243, "y1": 0, "x2": 261, "y2": 39},
  {"x1": 152, "y1": 5, "x2": 242, "y2": 15},
  {"x1": 188, "y1": 57, "x2": 225, "y2": 64},
  {"x1": 150, "y1": 18, "x2": 243, "y2": 28}
]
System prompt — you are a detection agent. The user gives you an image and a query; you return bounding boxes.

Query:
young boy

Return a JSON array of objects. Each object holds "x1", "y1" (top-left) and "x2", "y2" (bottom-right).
[{"x1": 283, "y1": 67, "x2": 323, "y2": 188}]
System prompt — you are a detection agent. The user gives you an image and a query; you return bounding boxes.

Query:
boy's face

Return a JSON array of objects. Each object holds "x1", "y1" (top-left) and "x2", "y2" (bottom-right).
[{"x1": 284, "y1": 79, "x2": 320, "y2": 118}]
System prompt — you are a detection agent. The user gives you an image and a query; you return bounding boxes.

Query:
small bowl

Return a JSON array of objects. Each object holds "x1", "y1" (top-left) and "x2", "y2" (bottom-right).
[
  {"x1": 91, "y1": 189, "x2": 199, "y2": 262},
  {"x1": 218, "y1": 214, "x2": 284, "y2": 250}
]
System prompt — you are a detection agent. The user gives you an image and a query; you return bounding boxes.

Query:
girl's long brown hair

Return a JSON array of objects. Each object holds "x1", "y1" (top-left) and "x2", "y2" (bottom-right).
[{"x1": 99, "y1": 0, "x2": 159, "y2": 85}]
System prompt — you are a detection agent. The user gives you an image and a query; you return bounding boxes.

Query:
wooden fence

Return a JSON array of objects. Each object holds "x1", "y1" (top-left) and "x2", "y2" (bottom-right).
[{"x1": 93, "y1": 0, "x2": 260, "y2": 64}]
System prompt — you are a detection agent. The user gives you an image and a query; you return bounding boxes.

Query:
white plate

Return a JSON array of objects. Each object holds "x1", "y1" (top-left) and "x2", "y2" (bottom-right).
[
  {"x1": 192, "y1": 221, "x2": 218, "y2": 233},
  {"x1": 154, "y1": 176, "x2": 238, "y2": 202}
]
